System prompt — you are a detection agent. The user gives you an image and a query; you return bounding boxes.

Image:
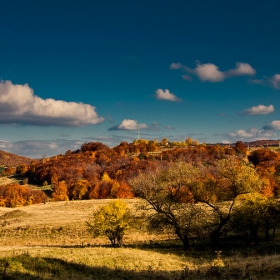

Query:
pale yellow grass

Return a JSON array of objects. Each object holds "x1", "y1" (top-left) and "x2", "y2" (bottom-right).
[
  {"x1": 0, "y1": 247, "x2": 191, "y2": 272},
  {"x1": 0, "y1": 176, "x2": 16, "y2": 186},
  {"x1": 1, "y1": 200, "x2": 280, "y2": 279},
  {"x1": 0, "y1": 199, "x2": 172, "y2": 248}
]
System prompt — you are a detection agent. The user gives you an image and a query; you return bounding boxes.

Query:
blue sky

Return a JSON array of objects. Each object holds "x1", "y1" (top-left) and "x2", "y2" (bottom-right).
[{"x1": 0, "y1": 0, "x2": 280, "y2": 157}]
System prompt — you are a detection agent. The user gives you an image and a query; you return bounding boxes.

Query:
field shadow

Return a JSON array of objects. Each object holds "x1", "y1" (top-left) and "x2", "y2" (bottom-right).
[
  {"x1": 1, "y1": 248, "x2": 280, "y2": 280},
  {"x1": 0, "y1": 254, "x2": 189, "y2": 280}
]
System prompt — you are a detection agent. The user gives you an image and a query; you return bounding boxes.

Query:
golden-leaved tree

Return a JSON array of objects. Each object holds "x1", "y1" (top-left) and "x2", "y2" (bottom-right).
[{"x1": 86, "y1": 200, "x2": 131, "y2": 247}]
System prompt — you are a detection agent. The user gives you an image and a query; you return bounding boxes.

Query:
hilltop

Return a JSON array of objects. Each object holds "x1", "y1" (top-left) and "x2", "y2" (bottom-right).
[{"x1": 0, "y1": 150, "x2": 33, "y2": 166}]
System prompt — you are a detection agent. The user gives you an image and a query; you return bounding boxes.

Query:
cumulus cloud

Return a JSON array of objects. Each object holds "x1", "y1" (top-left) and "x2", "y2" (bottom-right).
[
  {"x1": 108, "y1": 120, "x2": 174, "y2": 131},
  {"x1": 241, "y1": 104, "x2": 274, "y2": 115},
  {"x1": 155, "y1": 89, "x2": 182, "y2": 102},
  {"x1": 108, "y1": 119, "x2": 147, "y2": 131},
  {"x1": 229, "y1": 128, "x2": 259, "y2": 138},
  {"x1": 270, "y1": 74, "x2": 280, "y2": 89},
  {"x1": 227, "y1": 127, "x2": 277, "y2": 141},
  {"x1": 263, "y1": 120, "x2": 280, "y2": 130},
  {"x1": 170, "y1": 61, "x2": 256, "y2": 82},
  {"x1": 0, "y1": 80, "x2": 104, "y2": 126},
  {"x1": 226, "y1": 62, "x2": 256, "y2": 77},
  {"x1": 194, "y1": 63, "x2": 225, "y2": 82},
  {"x1": 249, "y1": 74, "x2": 280, "y2": 90}
]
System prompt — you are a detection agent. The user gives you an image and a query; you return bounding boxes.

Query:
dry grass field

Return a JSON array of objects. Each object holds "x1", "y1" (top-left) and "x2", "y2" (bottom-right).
[
  {"x1": 0, "y1": 199, "x2": 159, "y2": 247},
  {"x1": 1, "y1": 199, "x2": 280, "y2": 279},
  {"x1": 0, "y1": 177, "x2": 17, "y2": 186}
]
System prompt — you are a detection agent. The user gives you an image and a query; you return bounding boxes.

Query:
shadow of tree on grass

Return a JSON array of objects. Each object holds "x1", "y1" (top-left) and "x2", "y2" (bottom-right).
[
  {"x1": 1, "y1": 253, "x2": 279, "y2": 280},
  {"x1": 0, "y1": 254, "x2": 183, "y2": 280}
]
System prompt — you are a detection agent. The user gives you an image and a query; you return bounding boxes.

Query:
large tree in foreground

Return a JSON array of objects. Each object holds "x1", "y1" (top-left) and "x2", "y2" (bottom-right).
[
  {"x1": 130, "y1": 159, "x2": 263, "y2": 247},
  {"x1": 191, "y1": 158, "x2": 263, "y2": 245},
  {"x1": 130, "y1": 161, "x2": 206, "y2": 249}
]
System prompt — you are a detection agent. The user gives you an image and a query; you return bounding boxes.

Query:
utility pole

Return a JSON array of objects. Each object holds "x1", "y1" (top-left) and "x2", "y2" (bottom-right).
[{"x1": 137, "y1": 125, "x2": 140, "y2": 140}]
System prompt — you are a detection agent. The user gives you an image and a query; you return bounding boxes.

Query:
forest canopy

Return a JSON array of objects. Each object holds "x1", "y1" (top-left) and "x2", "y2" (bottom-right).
[{"x1": 1, "y1": 139, "x2": 280, "y2": 204}]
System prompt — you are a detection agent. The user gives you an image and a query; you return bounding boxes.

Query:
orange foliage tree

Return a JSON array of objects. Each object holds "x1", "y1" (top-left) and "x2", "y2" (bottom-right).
[{"x1": 0, "y1": 184, "x2": 47, "y2": 207}]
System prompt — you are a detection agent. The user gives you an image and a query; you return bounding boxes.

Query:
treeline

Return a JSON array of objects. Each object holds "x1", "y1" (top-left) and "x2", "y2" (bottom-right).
[
  {"x1": 10, "y1": 140, "x2": 251, "y2": 201},
  {"x1": 2, "y1": 139, "x2": 280, "y2": 206}
]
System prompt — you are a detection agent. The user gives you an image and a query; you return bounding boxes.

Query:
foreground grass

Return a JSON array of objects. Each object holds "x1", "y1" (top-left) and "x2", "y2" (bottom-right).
[
  {"x1": 1, "y1": 247, "x2": 280, "y2": 279},
  {"x1": 1, "y1": 200, "x2": 280, "y2": 279}
]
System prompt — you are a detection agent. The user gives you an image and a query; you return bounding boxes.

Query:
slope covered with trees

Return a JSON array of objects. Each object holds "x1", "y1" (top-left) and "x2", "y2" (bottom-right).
[
  {"x1": 2, "y1": 138, "x2": 280, "y2": 206},
  {"x1": 0, "y1": 150, "x2": 32, "y2": 166},
  {"x1": 10, "y1": 139, "x2": 256, "y2": 201}
]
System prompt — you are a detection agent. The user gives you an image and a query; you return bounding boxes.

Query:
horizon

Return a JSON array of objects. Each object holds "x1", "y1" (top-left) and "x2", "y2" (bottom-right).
[{"x1": 2, "y1": 138, "x2": 280, "y2": 160}]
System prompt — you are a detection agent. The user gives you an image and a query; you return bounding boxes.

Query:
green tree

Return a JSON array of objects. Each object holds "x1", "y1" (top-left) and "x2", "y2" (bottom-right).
[{"x1": 86, "y1": 200, "x2": 131, "y2": 247}]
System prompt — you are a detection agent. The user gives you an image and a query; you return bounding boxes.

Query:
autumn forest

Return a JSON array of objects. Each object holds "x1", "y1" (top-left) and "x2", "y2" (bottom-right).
[
  {"x1": 1, "y1": 139, "x2": 280, "y2": 204},
  {"x1": 1, "y1": 139, "x2": 280, "y2": 247}
]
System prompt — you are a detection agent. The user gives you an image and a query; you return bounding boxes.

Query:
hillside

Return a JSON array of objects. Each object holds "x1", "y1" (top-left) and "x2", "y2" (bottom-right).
[
  {"x1": 1, "y1": 200, "x2": 280, "y2": 279},
  {"x1": 0, "y1": 150, "x2": 33, "y2": 166}
]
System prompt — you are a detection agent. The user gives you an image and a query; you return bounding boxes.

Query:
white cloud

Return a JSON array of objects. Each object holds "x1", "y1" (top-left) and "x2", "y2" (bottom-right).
[
  {"x1": 182, "y1": 75, "x2": 192, "y2": 81},
  {"x1": 241, "y1": 104, "x2": 274, "y2": 115},
  {"x1": 155, "y1": 89, "x2": 182, "y2": 102},
  {"x1": 108, "y1": 119, "x2": 147, "y2": 131},
  {"x1": 0, "y1": 80, "x2": 104, "y2": 126},
  {"x1": 194, "y1": 63, "x2": 225, "y2": 82},
  {"x1": 237, "y1": 129, "x2": 258, "y2": 138},
  {"x1": 249, "y1": 78, "x2": 265, "y2": 85},
  {"x1": 170, "y1": 61, "x2": 256, "y2": 82},
  {"x1": 270, "y1": 74, "x2": 280, "y2": 89},
  {"x1": 226, "y1": 62, "x2": 256, "y2": 77},
  {"x1": 229, "y1": 128, "x2": 259, "y2": 138},
  {"x1": 227, "y1": 127, "x2": 277, "y2": 142},
  {"x1": 170, "y1": 62, "x2": 184, "y2": 70},
  {"x1": 108, "y1": 120, "x2": 173, "y2": 131},
  {"x1": 249, "y1": 74, "x2": 280, "y2": 90},
  {"x1": 263, "y1": 120, "x2": 280, "y2": 130}
]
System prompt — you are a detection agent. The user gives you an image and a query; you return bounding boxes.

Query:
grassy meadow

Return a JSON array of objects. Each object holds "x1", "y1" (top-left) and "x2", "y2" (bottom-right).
[{"x1": 1, "y1": 199, "x2": 280, "y2": 279}]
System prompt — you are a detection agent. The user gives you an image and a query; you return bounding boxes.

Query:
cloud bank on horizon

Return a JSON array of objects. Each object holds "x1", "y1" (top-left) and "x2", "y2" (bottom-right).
[
  {"x1": 0, "y1": 138, "x2": 84, "y2": 158},
  {"x1": 0, "y1": 81, "x2": 104, "y2": 126},
  {"x1": 228, "y1": 127, "x2": 277, "y2": 140}
]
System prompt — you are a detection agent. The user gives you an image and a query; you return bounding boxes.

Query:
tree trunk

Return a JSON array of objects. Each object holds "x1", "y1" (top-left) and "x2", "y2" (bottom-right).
[
  {"x1": 252, "y1": 226, "x2": 259, "y2": 245},
  {"x1": 210, "y1": 216, "x2": 230, "y2": 246},
  {"x1": 265, "y1": 224, "x2": 270, "y2": 241},
  {"x1": 182, "y1": 235, "x2": 190, "y2": 250},
  {"x1": 175, "y1": 229, "x2": 190, "y2": 249}
]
